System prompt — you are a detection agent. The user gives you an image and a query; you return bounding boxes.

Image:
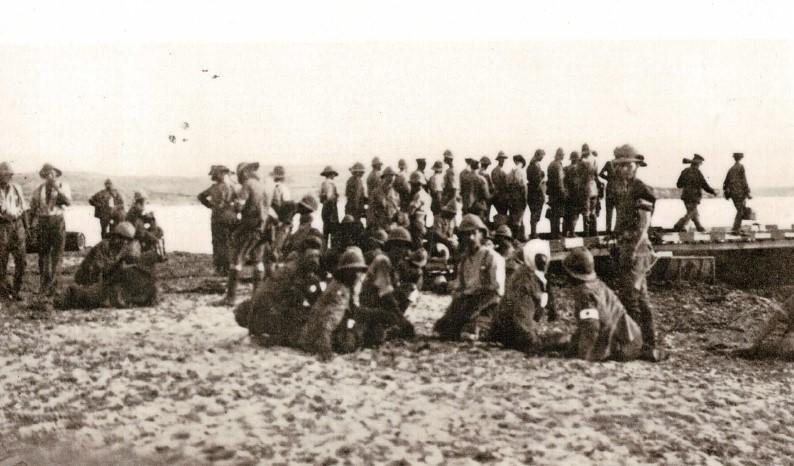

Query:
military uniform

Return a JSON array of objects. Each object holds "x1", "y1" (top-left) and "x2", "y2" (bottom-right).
[
  {"x1": 488, "y1": 262, "x2": 550, "y2": 351},
  {"x1": 89, "y1": 186, "x2": 125, "y2": 239},
  {"x1": 546, "y1": 158, "x2": 566, "y2": 238},
  {"x1": 428, "y1": 167, "x2": 444, "y2": 215},
  {"x1": 526, "y1": 159, "x2": 545, "y2": 238},
  {"x1": 507, "y1": 163, "x2": 528, "y2": 240},
  {"x1": 577, "y1": 155, "x2": 600, "y2": 236},
  {"x1": 598, "y1": 160, "x2": 624, "y2": 233},
  {"x1": 459, "y1": 165, "x2": 473, "y2": 214},
  {"x1": 562, "y1": 157, "x2": 582, "y2": 237},
  {"x1": 30, "y1": 165, "x2": 72, "y2": 295},
  {"x1": 366, "y1": 167, "x2": 383, "y2": 200},
  {"x1": 319, "y1": 176, "x2": 339, "y2": 246},
  {"x1": 198, "y1": 179, "x2": 237, "y2": 274},
  {"x1": 345, "y1": 172, "x2": 367, "y2": 221},
  {"x1": 723, "y1": 155, "x2": 751, "y2": 233},
  {"x1": 442, "y1": 163, "x2": 458, "y2": 205},
  {"x1": 468, "y1": 170, "x2": 491, "y2": 223},
  {"x1": 490, "y1": 157, "x2": 509, "y2": 216},
  {"x1": 673, "y1": 159, "x2": 716, "y2": 232},
  {"x1": 368, "y1": 183, "x2": 401, "y2": 231},
  {"x1": 0, "y1": 180, "x2": 27, "y2": 298},
  {"x1": 394, "y1": 168, "x2": 412, "y2": 212}
]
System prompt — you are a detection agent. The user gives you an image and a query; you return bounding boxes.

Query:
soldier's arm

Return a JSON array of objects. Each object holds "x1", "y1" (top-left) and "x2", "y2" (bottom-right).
[
  {"x1": 741, "y1": 165, "x2": 751, "y2": 197},
  {"x1": 197, "y1": 187, "x2": 213, "y2": 208},
  {"x1": 88, "y1": 192, "x2": 100, "y2": 207},
  {"x1": 55, "y1": 183, "x2": 72, "y2": 206},
  {"x1": 700, "y1": 172, "x2": 717, "y2": 196},
  {"x1": 598, "y1": 162, "x2": 610, "y2": 182}
]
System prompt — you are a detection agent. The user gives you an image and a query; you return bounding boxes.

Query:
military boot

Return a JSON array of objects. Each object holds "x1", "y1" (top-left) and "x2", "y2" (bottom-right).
[{"x1": 214, "y1": 270, "x2": 238, "y2": 307}]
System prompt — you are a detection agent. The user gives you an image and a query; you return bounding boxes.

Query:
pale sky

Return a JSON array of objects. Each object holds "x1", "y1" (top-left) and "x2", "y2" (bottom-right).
[{"x1": 1, "y1": 2, "x2": 793, "y2": 186}]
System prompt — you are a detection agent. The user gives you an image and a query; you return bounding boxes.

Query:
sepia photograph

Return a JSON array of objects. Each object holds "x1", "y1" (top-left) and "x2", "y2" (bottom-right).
[{"x1": 1, "y1": 1, "x2": 793, "y2": 464}]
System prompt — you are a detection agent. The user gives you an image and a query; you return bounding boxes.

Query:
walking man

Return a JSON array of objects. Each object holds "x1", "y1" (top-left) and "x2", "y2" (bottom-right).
[
  {"x1": 89, "y1": 178, "x2": 125, "y2": 239},
  {"x1": 30, "y1": 163, "x2": 72, "y2": 295},
  {"x1": 673, "y1": 154, "x2": 716, "y2": 232},
  {"x1": 723, "y1": 152, "x2": 751, "y2": 234},
  {"x1": 0, "y1": 162, "x2": 27, "y2": 300},
  {"x1": 612, "y1": 145, "x2": 666, "y2": 362},
  {"x1": 526, "y1": 149, "x2": 546, "y2": 239},
  {"x1": 319, "y1": 166, "x2": 340, "y2": 246},
  {"x1": 546, "y1": 148, "x2": 566, "y2": 239},
  {"x1": 198, "y1": 165, "x2": 237, "y2": 275}
]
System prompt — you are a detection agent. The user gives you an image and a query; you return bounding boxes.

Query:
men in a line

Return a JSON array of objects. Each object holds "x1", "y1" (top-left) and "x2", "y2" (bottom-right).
[
  {"x1": 507, "y1": 154, "x2": 528, "y2": 241},
  {"x1": 599, "y1": 154, "x2": 623, "y2": 234},
  {"x1": 442, "y1": 150, "x2": 458, "y2": 206},
  {"x1": 319, "y1": 166, "x2": 340, "y2": 246},
  {"x1": 434, "y1": 214, "x2": 506, "y2": 340},
  {"x1": 723, "y1": 152, "x2": 751, "y2": 234},
  {"x1": 30, "y1": 163, "x2": 72, "y2": 296},
  {"x1": 394, "y1": 159, "x2": 412, "y2": 212},
  {"x1": 563, "y1": 151, "x2": 582, "y2": 237},
  {"x1": 89, "y1": 178, "x2": 125, "y2": 240},
  {"x1": 546, "y1": 148, "x2": 566, "y2": 239},
  {"x1": 612, "y1": 145, "x2": 666, "y2": 362},
  {"x1": 491, "y1": 151, "x2": 509, "y2": 217},
  {"x1": 198, "y1": 165, "x2": 237, "y2": 275},
  {"x1": 526, "y1": 149, "x2": 546, "y2": 239},
  {"x1": 368, "y1": 167, "x2": 401, "y2": 231},
  {"x1": 0, "y1": 162, "x2": 27, "y2": 300},
  {"x1": 673, "y1": 154, "x2": 716, "y2": 232},
  {"x1": 217, "y1": 162, "x2": 270, "y2": 306},
  {"x1": 345, "y1": 162, "x2": 367, "y2": 224},
  {"x1": 578, "y1": 144, "x2": 600, "y2": 236},
  {"x1": 428, "y1": 160, "x2": 445, "y2": 216},
  {"x1": 366, "y1": 157, "x2": 384, "y2": 199},
  {"x1": 270, "y1": 165, "x2": 291, "y2": 216},
  {"x1": 562, "y1": 247, "x2": 643, "y2": 362},
  {"x1": 479, "y1": 156, "x2": 494, "y2": 221}
]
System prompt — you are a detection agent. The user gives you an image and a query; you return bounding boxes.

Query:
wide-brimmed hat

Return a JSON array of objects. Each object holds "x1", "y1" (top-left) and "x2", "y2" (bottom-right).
[
  {"x1": 496, "y1": 151, "x2": 507, "y2": 160},
  {"x1": 398, "y1": 159, "x2": 407, "y2": 168},
  {"x1": 299, "y1": 194, "x2": 319, "y2": 212},
  {"x1": 39, "y1": 163, "x2": 62, "y2": 178},
  {"x1": 209, "y1": 165, "x2": 230, "y2": 176},
  {"x1": 441, "y1": 198, "x2": 459, "y2": 214},
  {"x1": 369, "y1": 228, "x2": 388, "y2": 246},
  {"x1": 562, "y1": 247, "x2": 597, "y2": 282},
  {"x1": 409, "y1": 171, "x2": 427, "y2": 185},
  {"x1": 581, "y1": 143, "x2": 591, "y2": 155},
  {"x1": 458, "y1": 213, "x2": 488, "y2": 234},
  {"x1": 337, "y1": 247, "x2": 368, "y2": 271},
  {"x1": 341, "y1": 214, "x2": 356, "y2": 224},
  {"x1": 321, "y1": 165, "x2": 338, "y2": 177},
  {"x1": 494, "y1": 224, "x2": 513, "y2": 240},
  {"x1": 372, "y1": 156, "x2": 383, "y2": 167},
  {"x1": 479, "y1": 156, "x2": 491, "y2": 167},
  {"x1": 385, "y1": 226, "x2": 413, "y2": 248},
  {"x1": 350, "y1": 162, "x2": 366, "y2": 173},
  {"x1": 381, "y1": 166, "x2": 396, "y2": 178},
  {"x1": 533, "y1": 149, "x2": 546, "y2": 159},
  {"x1": 236, "y1": 162, "x2": 260, "y2": 175},
  {"x1": 443, "y1": 150, "x2": 453, "y2": 160},
  {"x1": 569, "y1": 151, "x2": 580, "y2": 161},
  {"x1": 513, "y1": 154, "x2": 526, "y2": 166},
  {"x1": 612, "y1": 145, "x2": 645, "y2": 166},
  {"x1": 0, "y1": 162, "x2": 14, "y2": 176},
  {"x1": 133, "y1": 191, "x2": 147, "y2": 202},
  {"x1": 104, "y1": 178, "x2": 113, "y2": 185},
  {"x1": 432, "y1": 160, "x2": 444, "y2": 171},
  {"x1": 733, "y1": 152, "x2": 744, "y2": 161},
  {"x1": 555, "y1": 148, "x2": 564, "y2": 157},
  {"x1": 270, "y1": 165, "x2": 286, "y2": 179}
]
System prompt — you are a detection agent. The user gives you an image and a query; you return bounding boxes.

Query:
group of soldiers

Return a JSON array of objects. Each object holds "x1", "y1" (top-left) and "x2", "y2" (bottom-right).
[
  {"x1": 0, "y1": 162, "x2": 162, "y2": 308},
  {"x1": 198, "y1": 144, "x2": 683, "y2": 362}
]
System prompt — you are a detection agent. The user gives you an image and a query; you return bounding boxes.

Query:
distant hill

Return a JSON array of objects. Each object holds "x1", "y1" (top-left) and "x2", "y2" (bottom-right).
[{"x1": 12, "y1": 167, "x2": 791, "y2": 205}]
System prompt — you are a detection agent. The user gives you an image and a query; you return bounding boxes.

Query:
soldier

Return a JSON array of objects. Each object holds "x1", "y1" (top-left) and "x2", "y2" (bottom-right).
[
  {"x1": 723, "y1": 152, "x2": 752, "y2": 234},
  {"x1": 0, "y1": 162, "x2": 27, "y2": 300},
  {"x1": 468, "y1": 159, "x2": 491, "y2": 223},
  {"x1": 367, "y1": 166, "x2": 401, "y2": 231},
  {"x1": 612, "y1": 145, "x2": 666, "y2": 362},
  {"x1": 428, "y1": 160, "x2": 445, "y2": 216},
  {"x1": 394, "y1": 158, "x2": 412, "y2": 212},
  {"x1": 412, "y1": 158, "x2": 428, "y2": 187},
  {"x1": 491, "y1": 151, "x2": 509, "y2": 216},
  {"x1": 561, "y1": 247, "x2": 643, "y2": 362},
  {"x1": 270, "y1": 165, "x2": 291, "y2": 216},
  {"x1": 599, "y1": 153, "x2": 624, "y2": 233},
  {"x1": 507, "y1": 154, "x2": 528, "y2": 241},
  {"x1": 434, "y1": 214, "x2": 506, "y2": 340},
  {"x1": 198, "y1": 165, "x2": 237, "y2": 275},
  {"x1": 442, "y1": 150, "x2": 458, "y2": 206},
  {"x1": 216, "y1": 162, "x2": 270, "y2": 306},
  {"x1": 363, "y1": 228, "x2": 388, "y2": 264},
  {"x1": 429, "y1": 198, "x2": 459, "y2": 258},
  {"x1": 578, "y1": 144, "x2": 600, "y2": 236},
  {"x1": 563, "y1": 151, "x2": 582, "y2": 237},
  {"x1": 89, "y1": 178, "x2": 125, "y2": 239},
  {"x1": 546, "y1": 148, "x2": 566, "y2": 239},
  {"x1": 407, "y1": 171, "x2": 431, "y2": 249},
  {"x1": 58, "y1": 221, "x2": 157, "y2": 310},
  {"x1": 673, "y1": 154, "x2": 716, "y2": 232},
  {"x1": 488, "y1": 240, "x2": 556, "y2": 352},
  {"x1": 125, "y1": 192, "x2": 163, "y2": 257},
  {"x1": 493, "y1": 225, "x2": 520, "y2": 279},
  {"x1": 319, "y1": 165, "x2": 340, "y2": 246},
  {"x1": 526, "y1": 149, "x2": 546, "y2": 239},
  {"x1": 282, "y1": 195, "x2": 322, "y2": 258},
  {"x1": 345, "y1": 162, "x2": 367, "y2": 223},
  {"x1": 30, "y1": 163, "x2": 72, "y2": 296},
  {"x1": 459, "y1": 158, "x2": 474, "y2": 214},
  {"x1": 366, "y1": 157, "x2": 384, "y2": 199},
  {"x1": 479, "y1": 156, "x2": 494, "y2": 221}
]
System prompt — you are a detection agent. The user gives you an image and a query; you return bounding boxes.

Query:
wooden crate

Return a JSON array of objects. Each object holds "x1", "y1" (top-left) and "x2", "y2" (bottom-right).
[{"x1": 650, "y1": 255, "x2": 715, "y2": 283}]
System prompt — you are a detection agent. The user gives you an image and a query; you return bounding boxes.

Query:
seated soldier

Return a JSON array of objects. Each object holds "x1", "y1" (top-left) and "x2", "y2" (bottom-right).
[
  {"x1": 125, "y1": 192, "x2": 165, "y2": 260},
  {"x1": 561, "y1": 247, "x2": 644, "y2": 362},
  {"x1": 282, "y1": 195, "x2": 322, "y2": 258},
  {"x1": 428, "y1": 198, "x2": 459, "y2": 259},
  {"x1": 234, "y1": 236, "x2": 325, "y2": 346},
  {"x1": 322, "y1": 215, "x2": 364, "y2": 273},
  {"x1": 493, "y1": 225, "x2": 520, "y2": 279},
  {"x1": 57, "y1": 222, "x2": 158, "y2": 309},
  {"x1": 488, "y1": 239, "x2": 557, "y2": 352},
  {"x1": 434, "y1": 214, "x2": 506, "y2": 340},
  {"x1": 363, "y1": 228, "x2": 388, "y2": 264},
  {"x1": 734, "y1": 294, "x2": 794, "y2": 360}
]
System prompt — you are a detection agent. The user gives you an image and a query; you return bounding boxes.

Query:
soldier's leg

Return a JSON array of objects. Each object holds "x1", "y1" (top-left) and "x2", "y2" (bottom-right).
[
  {"x1": 0, "y1": 224, "x2": 10, "y2": 291},
  {"x1": 589, "y1": 198, "x2": 599, "y2": 236},
  {"x1": 37, "y1": 219, "x2": 52, "y2": 293},
  {"x1": 11, "y1": 221, "x2": 26, "y2": 297},
  {"x1": 434, "y1": 295, "x2": 475, "y2": 340},
  {"x1": 689, "y1": 202, "x2": 705, "y2": 232},
  {"x1": 49, "y1": 217, "x2": 66, "y2": 294},
  {"x1": 605, "y1": 196, "x2": 614, "y2": 232},
  {"x1": 732, "y1": 198, "x2": 745, "y2": 233}
]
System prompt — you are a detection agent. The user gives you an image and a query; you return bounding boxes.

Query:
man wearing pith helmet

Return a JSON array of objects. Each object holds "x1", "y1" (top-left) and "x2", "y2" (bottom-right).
[
  {"x1": 490, "y1": 151, "x2": 509, "y2": 216},
  {"x1": 0, "y1": 162, "x2": 27, "y2": 300},
  {"x1": 367, "y1": 157, "x2": 384, "y2": 199},
  {"x1": 345, "y1": 162, "x2": 367, "y2": 223},
  {"x1": 198, "y1": 165, "x2": 236, "y2": 275},
  {"x1": 428, "y1": 160, "x2": 445, "y2": 215},
  {"x1": 30, "y1": 163, "x2": 72, "y2": 296},
  {"x1": 319, "y1": 165, "x2": 340, "y2": 246},
  {"x1": 434, "y1": 213, "x2": 506, "y2": 340}
]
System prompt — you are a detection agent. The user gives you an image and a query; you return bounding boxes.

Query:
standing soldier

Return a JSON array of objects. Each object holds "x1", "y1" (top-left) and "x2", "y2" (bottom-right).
[
  {"x1": 198, "y1": 165, "x2": 236, "y2": 275},
  {"x1": 491, "y1": 151, "x2": 509, "y2": 217},
  {"x1": 217, "y1": 162, "x2": 270, "y2": 306},
  {"x1": 368, "y1": 167, "x2": 401, "y2": 231},
  {"x1": 442, "y1": 150, "x2": 458, "y2": 206},
  {"x1": 89, "y1": 179, "x2": 125, "y2": 239},
  {"x1": 345, "y1": 162, "x2": 367, "y2": 224},
  {"x1": 546, "y1": 148, "x2": 566, "y2": 239},
  {"x1": 30, "y1": 163, "x2": 72, "y2": 295},
  {"x1": 723, "y1": 152, "x2": 751, "y2": 234},
  {"x1": 0, "y1": 162, "x2": 27, "y2": 300},
  {"x1": 428, "y1": 160, "x2": 445, "y2": 216},
  {"x1": 563, "y1": 151, "x2": 582, "y2": 237},
  {"x1": 394, "y1": 159, "x2": 412, "y2": 212},
  {"x1": 319, "y1": 166, "x2": 340, "y2": 246},
  {"x1": 459, "y1": 158, "x2": 474, "y2": 214},
  {"x1": 578, "y1": 144, "x2": 600, "y2": 236},
  {"x1": 367, "y1": 157, "x2": 384, "y2": 199},
  {"x1": 599, "y1": 153, "x2": 623, "y2": 233},
  {"x1": 412, "y1": 158, "x2": 428, "y2": 186},
  {"x1": 407, "y1": 171, "x2": 431, "y2": 249},
  {"x1": 270, "y1": 165, "x2": 291, "y2": 215},
  {"x1": 526, "y1": 149, "x2": 546, "y2": 239},
  {"x1": 507, "y1": 154, "x2": 528, "y2": 241},
  {"x1": 468, "y1": 159, "x2": 492, "y2": 224},
  {"x1": 479, "y1": 156, "x2": 494, "y2": 222},
  {"x1": 673, "y1": 154, "x2": 716, "y2": 232},
  {"x1": 612, "y1": 145, "x2": 666, "y2": 362}
]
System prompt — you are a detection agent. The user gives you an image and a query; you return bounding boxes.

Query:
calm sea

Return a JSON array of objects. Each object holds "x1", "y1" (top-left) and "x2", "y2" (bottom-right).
[{"x1": 64, "y1": 197, "x2": 792, "y2": 254}]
